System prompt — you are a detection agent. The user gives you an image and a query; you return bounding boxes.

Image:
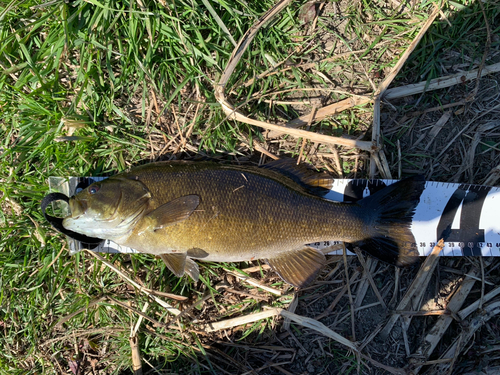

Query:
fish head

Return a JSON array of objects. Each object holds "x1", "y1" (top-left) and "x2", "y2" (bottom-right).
[{"x1": 63, "y1": 176, "x2": 151, "y2": 239}]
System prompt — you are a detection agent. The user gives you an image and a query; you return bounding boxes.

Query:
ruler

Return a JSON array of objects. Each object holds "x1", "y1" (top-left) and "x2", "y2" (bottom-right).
[
  {"x1": 323, "y1": 179, "x2": 500, "y2": 257},
  {"x1": 49, "y1": 177, "x2": 500, "y2": 257}
]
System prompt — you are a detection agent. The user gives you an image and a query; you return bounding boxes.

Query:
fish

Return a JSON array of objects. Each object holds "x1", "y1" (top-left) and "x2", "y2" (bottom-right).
[{"x1": 61, "y1": 160, "x2": 425, "y2": 288}]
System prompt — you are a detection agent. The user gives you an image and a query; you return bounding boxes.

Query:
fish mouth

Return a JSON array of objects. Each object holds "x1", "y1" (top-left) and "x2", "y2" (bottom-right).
[
  {"x1": 64, "y1": 191, "x2": 146, "y2": 238},
  {"x1": 68, "y1": 191, "x2": 123, "y2": 223},
  {"x1": 68, "y1": 197, "x2": 87, "y2": 218}
]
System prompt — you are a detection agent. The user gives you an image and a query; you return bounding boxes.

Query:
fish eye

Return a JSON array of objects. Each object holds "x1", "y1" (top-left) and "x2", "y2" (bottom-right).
[{"x1": 89, "y1": 185, "x2": 100, "y2": 195}]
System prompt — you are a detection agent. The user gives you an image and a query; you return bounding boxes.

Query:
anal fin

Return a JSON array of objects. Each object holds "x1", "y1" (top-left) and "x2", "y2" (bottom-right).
[{"x1": 266, "y1": 247, "x2": 326, "y2": 288}]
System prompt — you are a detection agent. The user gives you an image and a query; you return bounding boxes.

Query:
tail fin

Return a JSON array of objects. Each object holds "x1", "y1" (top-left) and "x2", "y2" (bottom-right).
[{"x1": 354, "y1": 175, "x2": 425, "y2": 266}]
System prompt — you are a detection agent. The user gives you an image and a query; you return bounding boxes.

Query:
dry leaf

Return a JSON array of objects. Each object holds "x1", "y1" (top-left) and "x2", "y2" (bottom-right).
[
  {"x1": 68, "y1": 360, "x2": 79, "y2": 375},
  {"x1": 298, "y1": 2, "x2": 317, "y2": 24}
]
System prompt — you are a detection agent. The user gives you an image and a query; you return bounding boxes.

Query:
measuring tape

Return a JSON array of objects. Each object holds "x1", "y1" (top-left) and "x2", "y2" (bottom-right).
[
  {"x1": 322, "y1": 179, "x2": 500, "y2": 257},
  {"x1": 49, "y1": 177, "x2": 500, "y2": 257}
]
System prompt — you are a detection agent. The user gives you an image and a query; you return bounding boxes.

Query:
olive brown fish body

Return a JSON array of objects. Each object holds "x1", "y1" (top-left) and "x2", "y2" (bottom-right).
[{"x1": 62, "y1": 161, "x2": 425, "y2": 287}]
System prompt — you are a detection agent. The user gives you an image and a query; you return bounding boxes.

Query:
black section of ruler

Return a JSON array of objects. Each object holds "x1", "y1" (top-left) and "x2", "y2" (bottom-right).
[{"x1": 437, "y1": 184, "x2": 491, "y2": 256}]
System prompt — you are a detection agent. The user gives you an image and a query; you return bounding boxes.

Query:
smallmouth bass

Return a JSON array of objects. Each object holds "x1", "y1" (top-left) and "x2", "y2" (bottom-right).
[{"x1": 58, "y1": 160, "x2": 425, "y2": 287}]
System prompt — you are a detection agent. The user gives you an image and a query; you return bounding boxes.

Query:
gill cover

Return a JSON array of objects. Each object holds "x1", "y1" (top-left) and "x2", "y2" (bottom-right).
[{"x1": 62, "y1": 176, "x2": 152, "y2": 239}]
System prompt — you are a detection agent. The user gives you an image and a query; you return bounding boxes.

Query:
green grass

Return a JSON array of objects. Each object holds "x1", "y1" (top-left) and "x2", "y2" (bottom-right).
[
  {"x1": 0, "y1": 0, "x2": 490, "y2": 373},
  {"x1": 397, "y1": 0, "x2": 500, "y2": 84}
]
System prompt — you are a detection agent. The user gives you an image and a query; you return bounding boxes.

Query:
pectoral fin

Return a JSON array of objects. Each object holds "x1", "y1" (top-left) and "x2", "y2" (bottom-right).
[
  {"x1": 159, "y1": 253, "x2": 199, "y2": 282},
  {"x1": 265, "y1": 247, "x2": 326, "y2": 288},
  {"x1": 146, "y1": 195, "x2": 200, "y2": 231}
]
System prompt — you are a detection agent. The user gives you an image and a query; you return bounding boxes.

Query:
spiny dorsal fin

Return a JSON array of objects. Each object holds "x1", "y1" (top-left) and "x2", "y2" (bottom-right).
[
  {"x1": 146, "y1": 195, "x2": 200, "y2": 231},
  {"x1": 261, "y1": 159, "x2": 333, "y2": 195},
  {"x1": 265, "y1": 247, "x2": 326, "y2": 288}
]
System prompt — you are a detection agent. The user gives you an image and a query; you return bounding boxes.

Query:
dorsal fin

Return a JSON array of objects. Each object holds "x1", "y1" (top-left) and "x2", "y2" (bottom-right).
[{"x1": 261, "y1": 159, "x2": 333, "y2": 196}]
